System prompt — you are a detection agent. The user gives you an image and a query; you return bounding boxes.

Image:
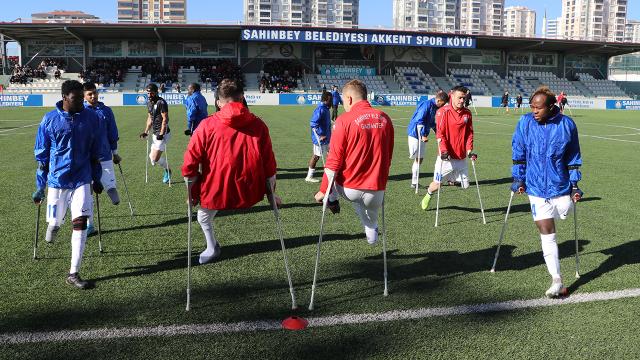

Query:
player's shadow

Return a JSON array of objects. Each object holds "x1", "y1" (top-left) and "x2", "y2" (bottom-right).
[
  {"x1": 477, "y1": 177, "x2": 513, "y2": 186},
  {"x1": 567, "y1": 239, "x2": 640, "y2": 293},
  {"x1": 89, "y1": 233, "x2": 364, "y2": 283},
  {"x1": 98, "y1": 203, "x2": 319, "y2": 235},
  {"x1": 437, "y1": 196, "x2": 602, "y2": 216}
]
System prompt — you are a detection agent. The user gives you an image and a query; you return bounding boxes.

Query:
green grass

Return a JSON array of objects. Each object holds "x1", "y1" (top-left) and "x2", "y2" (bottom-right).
[{"x1": 0, "y1": 105, "x2": 639, "y2": 359}]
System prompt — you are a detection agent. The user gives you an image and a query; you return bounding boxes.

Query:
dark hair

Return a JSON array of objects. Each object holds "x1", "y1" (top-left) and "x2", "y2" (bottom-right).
[
  {"x1": 61, "y1": 80, "x2": 84, "y2": 96},
  {"x1": 529, "y1": 86, "x2": 557, "y2": 106},
  {"x1": 146, "y1": 83, "x2": 159, "y2": 93},
  {"x1": 435, "y1": 91, "x2": 449, "y2": 103},
  {"x1": 451, "y1": 85, "x2": 469, "y2": 94},
  {"x1": 190, "y1": 83, "x2": 201, "y2": 92},
  {"x1": 342, "y1": 79, "x2": 367, "y2": 99},
  {"x1": 83, "y1": 82, "x2": 97, "y2": 92},
  {"x1": 321, "y1": 91, "x2": 333, "y2": 103},
  {"x1": 216, "y1": 79, "x2": 243, "y2": 102}
]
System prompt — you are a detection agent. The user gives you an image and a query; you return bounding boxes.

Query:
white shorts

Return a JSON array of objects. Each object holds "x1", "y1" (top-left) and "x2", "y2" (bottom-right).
[
  {"x1": 46, "y1": 184, "x2": 93, "y2": 226},
  {"x1": 151, "y1": 132, "x2": 171, "y2": 152},
  {"x1": 434, "y1": 157, "x2": 469, "y2": 188},
  {"x1": 528, "y1": 195, "x2": 573, "y2": 222},
  {"x1": 100, "y1": 160, "x2": 117, "y2": 191},
  {"x1": 331, "y1": 185, "x2": 385, "y2": 229},
  {"x1": 313, "y1": 144, "x2": 328, "y2": 157},
  {"x1": 408, "y1": 136, "x2": 426, "y2": 159}
]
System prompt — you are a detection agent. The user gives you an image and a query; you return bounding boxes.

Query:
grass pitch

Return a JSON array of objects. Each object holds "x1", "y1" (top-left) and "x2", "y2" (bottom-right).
[{"x1": 0, "y1": 104, "x2": 639, "y2": 359}]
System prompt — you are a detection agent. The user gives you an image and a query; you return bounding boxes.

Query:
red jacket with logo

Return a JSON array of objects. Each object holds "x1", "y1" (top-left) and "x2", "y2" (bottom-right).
[
  {"x1": 181, "y1": 102, "x2": 277, "y2": 210},
  {"x1": 436, "y1": 104, "x2": 474, "y2": 160},
  {"x1": 320, "y1": 100, "x2": 394, "y2": 193}
]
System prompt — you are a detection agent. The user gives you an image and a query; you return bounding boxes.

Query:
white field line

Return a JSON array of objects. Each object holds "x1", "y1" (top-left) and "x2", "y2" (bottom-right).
[
  {"x1": 0, "y1": 123, "x2": 39, "y2": 133},
  {"x1": 2, "y1": 287, "x2": 640, "y2": 345}
]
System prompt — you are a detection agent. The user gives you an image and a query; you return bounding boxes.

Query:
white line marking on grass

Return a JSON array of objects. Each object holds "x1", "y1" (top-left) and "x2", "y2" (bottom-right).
[
  {"x1": 580, "y1": 134, "x2": 640, "y2": 144},
  {"x1": 2, "y1": 288, "x2": 640, "y2": 344},
  {"x1": 0, "y1": 123, "x2": 39, "y2": 133}
]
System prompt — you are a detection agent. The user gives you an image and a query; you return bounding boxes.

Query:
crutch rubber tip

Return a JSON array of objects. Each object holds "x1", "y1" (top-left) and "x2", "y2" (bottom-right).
[
  {"x1": 489, "y1": 268, "x2": 496, "y2": 273},
  {"x1": 575, "y1": 272, "x2": 580, "y2": 279},
  {"x1": 308, "y1": 305, "x2": 314, "y2": 311},
  {"x1": 383, "y1": 290, "x2": 389, "y2": 297}
]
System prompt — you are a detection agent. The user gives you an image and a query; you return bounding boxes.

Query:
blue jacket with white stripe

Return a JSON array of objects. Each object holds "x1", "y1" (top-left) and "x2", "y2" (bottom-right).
[
  {"x1": 185, "y1": 91, "x2": 209, "y2": 131},
  {"x1": 407, "y1": 97, "x2": 437, "y2": 139},
  {"x1": 511, "y1": 107, "x2": 582, "y2": 199},
  {"x1": 310, "y1": 103, "x2": 331, "y2": 145},
  {"x1": 34, "y1": 101, "x2": 102, "y2": 190}
]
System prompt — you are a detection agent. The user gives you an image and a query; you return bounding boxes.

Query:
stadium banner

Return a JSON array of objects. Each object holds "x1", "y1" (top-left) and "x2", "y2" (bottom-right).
[
  {"x1": 370, "y1": 94, "x2": 430, "y2": 106},
  {"x1": 0, "y1": 94, "x2": 43, "y2": 107},
  {"x1": 241, "y1": 27, "x2": 476, "y2": 48},
  {"x1": 245, "y1": 92, "x2": 279, "y2": 106},
  {"x1": 279, "y1": 93, "x2": 325, "y2": 105},
  {"x1": 492, "y1": 96, "x2": 606, "y2": 109},
  {"x1": 606, "y1": 99, "x2": 640, "y2": 110},
  {"x1": 319, "y1": 65, "x2": 376, "y2": 76},
  {"x1": 384, "y1": 46, "x2": 433, "y2": 62},
  {"x1": 248, "y1": 43, "x2": 301, "y2": 59},
  {"x1": 123, "y1": 93, "x2": 187, "y2": 106}
]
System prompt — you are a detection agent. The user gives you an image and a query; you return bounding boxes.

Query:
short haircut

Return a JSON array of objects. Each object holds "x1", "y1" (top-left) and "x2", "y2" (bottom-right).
[
  {"x1": 146, "y1": 83, "x2": 159, "y2": 93},
  {"x1": 435, "y1": 91, "x2": 449, "y2": 103},
  {"x1": 190, "y1": 83, "x2": 201, "y2": 92},
  {"x1": 342, "y1": 79, "x2": 367, "y2": 100},
  {"x1": 61, "y1": 80, "x2": 84, "y2": 96},
  {"x1": 83, "y1": 82, "x2": 97, "y2": 92},
  {"x1": 321, "y1": 91, "x2": 333, "y2": 103},
  {"x1": 216, "y1": 79, "x2": 244, "y2": 101},
  {"x1": 530, "y1": 86, "x2": 557, "y2": 106},
  {"x1": 451, "y1": 85, "x2": 469, "y2": 94}
]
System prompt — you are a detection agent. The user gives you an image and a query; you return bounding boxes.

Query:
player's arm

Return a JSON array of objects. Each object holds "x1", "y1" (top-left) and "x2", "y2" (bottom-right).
[
  {"x1": 185, "y1": 96, "x2": 196, "y2": 132},
  {"x1": 310, "y1": 108, "x2": 325, "y2": 139},
  {"x1": 466, "y1": 114, "x2": 474, "y2": 155},
  {"x1": 141, "y1": 113, "x2": 152, "y2": 138},
  {"x1": 387, "y1": 115, "x2": 395, "y2": 162},
  {"x1": 159, "y1": 101, "x2": 169, "y2": 135},
  {"x1": 89, "y1": 115, "x2": 104, "y2": 193},
  {"x1": 260, "y1": 125, "x2": 280, "y2": 205},
  {"x1": 565, "y1": 121, "x2": 583, "y2": 201},
  {"x1": 511, "y1": 119, "x2": 527, "y2": 193},
  {"x1": 106, "y1": 108, "x2": 121, "y2": 164},
  {"x1": 33, "y1": 117, "x2": 51, "y2": 202},
  {"x1": 436, "y1": 110, "x2": 449, "y2": 156},
  {"x1": 319, "y1": 119, "x2": 346, "y2": 194},
  {"x1": 181, "y1": 125, "x2": 205, "y2": 204}
]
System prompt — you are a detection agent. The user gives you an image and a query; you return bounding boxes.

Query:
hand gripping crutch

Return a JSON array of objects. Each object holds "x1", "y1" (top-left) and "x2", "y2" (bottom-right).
[
  {"x1": 312, "y1": 128, "x2": 326, "y2": 166},
  {"x1": 573, "y1": 200, "x2": 580, "y2": 278},
  {"x1": 490, "y1": 191, "x2": 515, "y2": 272},
  {"x1": 117, "y1": 163, "x2": 134, "y2": 218},
  {"x1": 309, "y1": 173, "x2": 336, "y2": 310},
  {"x1": 415, "y1": 124, "x2": 424, "y2": 194},
  {"x1": 33, "y1": 202, "x2": 41, "y2": 260},
  {"x1": 184, "y1": 177, "x2": 194, "y2": 311},
  {"x1": 470, "y1": 159, "x2": 486, "y2": 224},
  {"x1": 145, "y1": 136, "x2": 150, "y2": 183},
  {"x1": 266, "y1": 178, "x2": 297, "y2": 310},
  {"x1": 95, "y1": 192, "x2": 103, "y2": 253}
]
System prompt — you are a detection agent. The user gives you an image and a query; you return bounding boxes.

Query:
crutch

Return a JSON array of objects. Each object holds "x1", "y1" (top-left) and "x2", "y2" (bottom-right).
[
  {"x1": 434, "y1": 149, "x2": 445, "y2": 228},
  {"x1": 117, "y1": 163, "x2": 134, "y2": 218},
  {"x1": 381, "y1": 197, "x2": 389, "y2": 297},
  {"x1": 470, "y1": 158, "x2": 486, "y2": 224},
  {"x1": 266, "y1": 178, "x2": 297, "y2": 310},
  {"x1": 33, "y1": 202, "x2": 41, "y2": 260},
  {"x1": 490, "y1": 191, "x2": 515, "y2": 272},
  {"x1": 145, "y1": 135, "x2": 150, "y2": 183},
  {"x1": 311, "y1": 128, "x2": 326, "y2": 166},
  {"x1": 415, "y1": 124, "x2": 424, "y2": 194},
  {"x1": 308, "y1": 173, "x2": 335, "y2": 310},
  {"x1": 165, "y1": 145, "x2": 172, "y2": 187},
  {"x1": 573, "y1": 200, "x2": 580, "y2": 278},
  {"x1": 184, "y1": 177, "x2": 194, "y2": 311},
  {"x1": 95, "y1": 192, "x2": 103, "y2": 253}
]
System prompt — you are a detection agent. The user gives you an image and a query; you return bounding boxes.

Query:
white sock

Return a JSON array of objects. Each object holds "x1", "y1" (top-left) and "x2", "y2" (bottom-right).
[
  {"x1": 365, "y1": 226, "x2": 378, "y2": 244},
  {"x1": 307, "y1": 167, "x2": 315, "y2": 179},
  {"x1": 411, "y1": 162, "x2": 419, "y2": 184},
  {"x1": 540, "y1": 233, "x2": 561, "y2": 279},
  {"x1": 70, "y1": 230, "x2": 87, "y2": 274},
  {"x1": 198, "y1": 208, "x2": 218, "y2": 255}
]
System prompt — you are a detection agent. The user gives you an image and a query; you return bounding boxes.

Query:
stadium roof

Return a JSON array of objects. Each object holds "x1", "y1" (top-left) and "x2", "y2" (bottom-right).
[{"x1": 0, "y1": 23, "x2": 639, "y2": 57}]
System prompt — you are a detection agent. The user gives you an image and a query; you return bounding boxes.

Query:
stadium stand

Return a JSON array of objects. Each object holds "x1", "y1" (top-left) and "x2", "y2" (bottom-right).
[
  {"x1": 316, "y1": 65, "x2": 389, "y2": 93},
  {"x1": 576, "y1": 72, "x2": 630, "y2": 98},
  {"x1": 510, "y1": 71, "x2": 581, "y2": 97},
  {"x1": 394, "y1": 66, "x2": 439, "y2": 94},
  {"x1": 446, "y1": 68, "x2": 492, "y2": 95}
]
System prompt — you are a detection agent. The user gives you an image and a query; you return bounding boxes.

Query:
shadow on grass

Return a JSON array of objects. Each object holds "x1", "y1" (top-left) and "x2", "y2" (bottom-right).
[
  {"x1": 567, "y1": 239, "x2": 640, "y2": 294},
  {"x1": 435, "y1": 196, "x2": 602, "y2": 216}
]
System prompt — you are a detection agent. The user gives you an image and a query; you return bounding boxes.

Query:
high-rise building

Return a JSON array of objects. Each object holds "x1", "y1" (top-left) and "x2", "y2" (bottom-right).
[
  {"x1": 244, "y1": 0, "x2": 358, "y2": 27},
  {"x1": 503, "y1": 6, "x2": 536, "y2": 37},
  {"x1": 560, "y1": 0, "x2": 627, "y2": 42},
  {"x1": 459, "y1": 0, "x2": 505, "y2": 36},
  {"x1": 625, "y1": 20, "x2": 640, "y2": 43},
  {"x1": 32, "y1": 10, "x2": 100, "y2": 23},
  {"x1": 542, "y1": 14, "x2": 561, "y2": 39},
  {"x1": 117, "y1": 0, "x2": 186, "y2": 24},
  {"x1": 392, "y1": 0, "x2": 459, "y2": 32}
]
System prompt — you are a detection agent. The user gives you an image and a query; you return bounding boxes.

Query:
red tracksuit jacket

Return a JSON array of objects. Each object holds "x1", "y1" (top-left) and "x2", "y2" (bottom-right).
[
  {"x1": 181, "y1": 101, "x2": 277, "y2": 210},
  {"x1": 320, "y1": 100, "x2": 394, "y2": 193},
  {"x1": 436, "y1": 104, "x2": 474, "y2": 160}
]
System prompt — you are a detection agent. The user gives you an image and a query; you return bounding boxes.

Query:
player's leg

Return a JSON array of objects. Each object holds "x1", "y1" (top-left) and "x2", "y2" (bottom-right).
[
  {"x1": 67, "y1": 184, "x2": 93, "y2": 289},
  {"x1": 422, "y1": 157, "x2": 453, "y2": 209},
  {"x1": 45, "y1": 188, "x2": 68, "y2": 243},
  {"x1": 100, "y1": 160, "x2": 120, "y2": 205},
  {"x1": 529, "y1": 195, "x2": 566, "y2": 297},
  {"x1": 408, "y1": 136, "x2": 424, "y2": 188},
  {"x1": 197, "y1": 208, "x2": 221, "y2": 264},
  {"x1": 338, "y1": 186, "x2": 384, "y2": 244},
  {"x1": 307, "y1": 143, "x2": 325, "y2": 182},
  {"x1": 454, "y1": 160, "x2": 470, "y2": 189}
]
